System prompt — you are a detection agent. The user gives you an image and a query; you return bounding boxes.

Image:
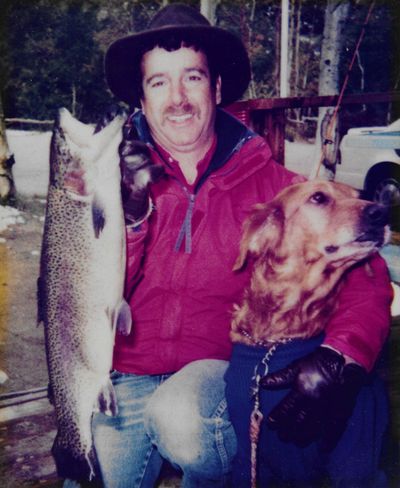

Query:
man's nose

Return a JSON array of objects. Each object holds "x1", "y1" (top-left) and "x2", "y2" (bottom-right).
[{"x1": 170, "y1": 80, "x2": 187, "y2": 106}]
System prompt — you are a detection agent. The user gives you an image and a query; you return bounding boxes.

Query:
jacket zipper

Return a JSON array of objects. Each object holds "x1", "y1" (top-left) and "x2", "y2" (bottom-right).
[{"x1": 174, "y1": 189, "x2": 196, "y2": 254}]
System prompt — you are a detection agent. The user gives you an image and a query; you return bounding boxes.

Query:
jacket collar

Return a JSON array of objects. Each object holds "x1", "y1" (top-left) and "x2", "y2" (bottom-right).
[{"x1": 132, "y1": 108, "x2": 257, "y2": 193}]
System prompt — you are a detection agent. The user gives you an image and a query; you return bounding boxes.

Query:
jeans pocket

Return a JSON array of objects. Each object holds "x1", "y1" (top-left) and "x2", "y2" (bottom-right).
[{"x1": 209, "y1": 399, "x2": 237, "y2": 476}]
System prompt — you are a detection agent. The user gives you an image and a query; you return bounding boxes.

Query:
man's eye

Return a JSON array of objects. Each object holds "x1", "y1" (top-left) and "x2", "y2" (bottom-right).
[
  {"x1": 186, "y1": 74, "x2": 202, "y2": 82},
  {"x1": 309, "y1": 191, "x2": 329, "y2": 205},
  {"x1": 147, "y1": 77, "x2": 166, "y2": 88},
  {"x1": 150, "y1": 80, "x2": 165, "y2": 88}
]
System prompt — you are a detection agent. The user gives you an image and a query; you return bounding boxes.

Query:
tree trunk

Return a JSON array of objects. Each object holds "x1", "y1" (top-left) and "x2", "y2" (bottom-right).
[
  {"x1": 247, "y1": 0, "x2": 258, "y2": 98},
  {"x1": 200, "y1": 0, "x2": 220, "y2": 25},
  {"x1": 280, "y1": 0, "x2": 289, "y2": 97},
  {"x1": 0, "y1": 98, "x2": 15, "y2": 204},
  {"x1": 311, "y1": 0, "x2": 350, "y2": 180},
  {"x1": 292, "y1": 0, "x2": 302, "y2": 121},
  {"x1": 273, "y1": 9, "x2": 282, "y2": 96}
]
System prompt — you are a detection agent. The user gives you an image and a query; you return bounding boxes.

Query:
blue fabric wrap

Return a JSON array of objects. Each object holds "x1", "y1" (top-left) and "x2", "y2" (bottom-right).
[{"x1": 224, "y1": 336, "x2": 389, "y2": 487}]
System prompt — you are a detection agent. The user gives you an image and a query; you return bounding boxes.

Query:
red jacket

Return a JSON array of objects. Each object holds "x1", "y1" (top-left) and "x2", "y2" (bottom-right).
[{"x1": 113, "y1": 110, "x2": 392, "y2": 374}]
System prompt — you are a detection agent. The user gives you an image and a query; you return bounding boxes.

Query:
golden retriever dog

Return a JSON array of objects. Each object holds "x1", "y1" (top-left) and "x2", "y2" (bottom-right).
[
  {"x1": 224, "y1": 180, "x2": 390, "y2": 487},
  {"x1": 231, "y1": 180, "x2": 389, "y2": 344}
]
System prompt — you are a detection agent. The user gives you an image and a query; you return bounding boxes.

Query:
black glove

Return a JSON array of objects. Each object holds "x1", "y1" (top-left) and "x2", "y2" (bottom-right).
[
  {"x1": 260, "y1": 346, "x2": 367, "y2": 450},
  {"x1": 94, "y1": 104, "x2": 124, "y2": 133},
  {"x1": 119, "y1": 120, "x2": 164, "y2": 225}
]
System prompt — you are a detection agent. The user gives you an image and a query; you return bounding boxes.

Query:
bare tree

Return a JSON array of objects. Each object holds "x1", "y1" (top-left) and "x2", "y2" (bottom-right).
[
  {"x1": 311, "y1": 0, "x2": 350, "y2": 180},
  {"x1": 289, "y1": 0, "x2": 302, "y2": 122},
  {"x1": 0, "y1": 97, "x2": 15, "y2": 204},
  {"x1": 200, "y1": 0, "x2": 220, "y2": 25}
]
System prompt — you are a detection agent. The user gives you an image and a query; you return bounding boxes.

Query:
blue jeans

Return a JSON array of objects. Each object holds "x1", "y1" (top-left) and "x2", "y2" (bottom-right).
[{"x1": 74, "y1": 359, "x2": 236, "y2": 487}]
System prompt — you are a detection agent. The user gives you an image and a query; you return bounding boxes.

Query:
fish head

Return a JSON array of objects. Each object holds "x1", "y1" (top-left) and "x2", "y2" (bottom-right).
[{"x1": 49, "y1": 108, "x2": 125, "y2": 196}]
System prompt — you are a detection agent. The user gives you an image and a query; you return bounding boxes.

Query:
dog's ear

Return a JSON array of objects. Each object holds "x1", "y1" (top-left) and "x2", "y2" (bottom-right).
[{"x1": 233, "y1": 203, "x2": 284, "y2": 271}]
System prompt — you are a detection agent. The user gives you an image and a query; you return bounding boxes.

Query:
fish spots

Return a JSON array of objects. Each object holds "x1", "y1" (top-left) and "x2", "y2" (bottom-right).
[{"x1": 41, "y1": 110, "x2": 126, "y2": 481}]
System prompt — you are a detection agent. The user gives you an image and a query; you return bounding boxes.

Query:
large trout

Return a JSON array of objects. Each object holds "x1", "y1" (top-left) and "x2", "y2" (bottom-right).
[{"x1": 39, "y1": 108, "x2": 132, "y2": 482}]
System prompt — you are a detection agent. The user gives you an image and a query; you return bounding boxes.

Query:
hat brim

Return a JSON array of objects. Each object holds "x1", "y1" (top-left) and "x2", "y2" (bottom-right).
[{"x1": 105, "y1": 25, "x2": 251, "y2": 107}]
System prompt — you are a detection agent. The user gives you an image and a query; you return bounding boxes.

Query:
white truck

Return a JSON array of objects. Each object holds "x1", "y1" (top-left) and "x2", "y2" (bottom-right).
[
  {"x1": 336, "y1": 119, "x2": 400, "y2": 207},
  {"x1": 336, "y1": 119, "x2": 400, "y2": 281}
]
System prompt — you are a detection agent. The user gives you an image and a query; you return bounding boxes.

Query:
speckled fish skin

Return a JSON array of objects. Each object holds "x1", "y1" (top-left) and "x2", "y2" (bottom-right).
[{"x1": 39, "y1": 108, "x2": 131, "y2": 482}]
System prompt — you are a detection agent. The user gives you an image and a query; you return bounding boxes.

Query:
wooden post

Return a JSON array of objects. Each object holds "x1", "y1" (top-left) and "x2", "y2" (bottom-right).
[
  {"x1": 250, "y1": 109, "x2": 286, "y2": 164},
  {"x1": 264, "y1": 110, "x2": 286, "y2": 164}
]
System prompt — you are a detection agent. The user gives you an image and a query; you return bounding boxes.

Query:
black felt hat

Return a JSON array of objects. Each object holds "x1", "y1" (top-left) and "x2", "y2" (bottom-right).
[{"x1": 105, "y1": 3, "x2": 251, "y2": 107}]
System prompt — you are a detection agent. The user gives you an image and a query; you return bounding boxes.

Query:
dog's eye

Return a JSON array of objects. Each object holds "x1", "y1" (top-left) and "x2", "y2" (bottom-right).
[
  {"x1": 309, "y1": 192, "x2": 329, "y2": 205},
  {"x1": 325, "y1": 245, "x2": 339, "y2": 254}
]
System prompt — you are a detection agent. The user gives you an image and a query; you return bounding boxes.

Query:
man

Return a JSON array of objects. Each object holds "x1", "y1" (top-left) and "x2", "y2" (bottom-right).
[{"x1": 89, "y1": 4, "x2": 392, "y2": 487}]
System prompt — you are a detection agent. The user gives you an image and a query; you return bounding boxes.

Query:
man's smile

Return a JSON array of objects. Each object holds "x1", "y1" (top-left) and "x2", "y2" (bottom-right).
[{"x1": 165, "y1": 113, "x2": 194, "y2": 124}]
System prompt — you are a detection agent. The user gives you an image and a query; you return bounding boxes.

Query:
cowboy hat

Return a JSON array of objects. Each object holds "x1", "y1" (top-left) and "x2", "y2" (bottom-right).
[{"x1": 105, "y1": 3, "x2": 251, "y2": 107}]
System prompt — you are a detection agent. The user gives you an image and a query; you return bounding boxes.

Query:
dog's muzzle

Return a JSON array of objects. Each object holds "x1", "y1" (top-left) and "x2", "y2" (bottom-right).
[{"x1": 356, "y1": 203, "x2": 389, "y2": 245}]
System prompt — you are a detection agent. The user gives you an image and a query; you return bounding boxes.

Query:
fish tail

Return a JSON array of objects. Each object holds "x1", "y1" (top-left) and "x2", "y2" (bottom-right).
[{"x1": 52, "y1": 435, "x2": 101, "y2": 483}]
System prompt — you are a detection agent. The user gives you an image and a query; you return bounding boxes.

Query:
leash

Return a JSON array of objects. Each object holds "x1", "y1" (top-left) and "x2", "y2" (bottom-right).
[
  {"x1": 249, "y1": 339, "x2": 291, "y2": 488},
  {"x1": 315, "y1": 0, "x2": 376, "y2": 178}
]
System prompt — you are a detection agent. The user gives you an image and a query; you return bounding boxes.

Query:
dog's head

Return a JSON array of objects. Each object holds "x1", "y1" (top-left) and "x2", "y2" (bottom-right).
[{"x1": 234, "y1": 180, "x2": 390, "y2": 272}]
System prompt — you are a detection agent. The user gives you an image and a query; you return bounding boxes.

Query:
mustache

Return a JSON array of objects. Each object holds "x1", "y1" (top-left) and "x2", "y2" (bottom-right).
[{"x1": 164, "y1": 103, "x2": 195, "y2": 117}]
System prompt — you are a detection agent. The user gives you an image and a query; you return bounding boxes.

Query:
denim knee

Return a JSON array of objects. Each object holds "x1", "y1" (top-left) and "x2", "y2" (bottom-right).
[
  {"x1": 144, "y1": 360, "x2": 236, "y2": 480},
  {"x1": 146, "y1": 396, "x2": 234, "y2": 476},
  {"x1": 145, "y1": 393, "x2": 204, "y2": 465}
]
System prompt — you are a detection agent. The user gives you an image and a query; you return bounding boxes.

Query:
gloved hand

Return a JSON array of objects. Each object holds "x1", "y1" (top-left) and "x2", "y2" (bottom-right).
[
  {"x1": 260, "y1": 346, "x2": 367, "y2": 450},
  {"x1": 119, "y1": 120, "x2": 164, "y2": 225}
]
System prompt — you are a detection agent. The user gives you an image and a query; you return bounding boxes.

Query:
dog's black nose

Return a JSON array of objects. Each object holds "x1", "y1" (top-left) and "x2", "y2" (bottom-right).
[{"x1": 361, "y1": 203, "x2": 389, "y2": 227}]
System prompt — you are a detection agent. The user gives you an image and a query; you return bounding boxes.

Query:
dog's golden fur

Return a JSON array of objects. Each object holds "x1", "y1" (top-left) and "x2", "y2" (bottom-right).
[{"x1": 231, "y1": 180, "x2": 389, "y2": 345}]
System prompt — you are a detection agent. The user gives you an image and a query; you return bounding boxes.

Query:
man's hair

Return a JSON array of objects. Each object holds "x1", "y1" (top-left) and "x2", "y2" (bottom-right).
[{"x1": 134, "y1": 32, "x2": 219, "y2": 102}]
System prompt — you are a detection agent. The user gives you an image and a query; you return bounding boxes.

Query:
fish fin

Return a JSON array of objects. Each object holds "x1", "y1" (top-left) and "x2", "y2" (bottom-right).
[
  {"x1": 97, "y1": 380, "x2": 118, "y2": 417},
  {"x1": 65, "y1": 191, "x2": 93, "y2": 203},
  {"x1": 92, "y1": 197, "x2": 106, "y2": 238},
  {"x1": 52, "y1": 435, "x2": 101, "y2": 482},
  {"x1": 116, "y1": 299, "x2": 132, "y2": 336}
]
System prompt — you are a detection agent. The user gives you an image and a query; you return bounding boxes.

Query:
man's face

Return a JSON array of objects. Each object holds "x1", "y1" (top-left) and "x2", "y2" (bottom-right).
[{"x1": 140, "y1": 46, "x2": 221, "y2": 157}]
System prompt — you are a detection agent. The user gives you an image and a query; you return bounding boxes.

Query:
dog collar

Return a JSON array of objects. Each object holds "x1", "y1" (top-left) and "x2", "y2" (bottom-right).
[{"x1": 239, "y1": 328, "x2": 290, "y2": 348}]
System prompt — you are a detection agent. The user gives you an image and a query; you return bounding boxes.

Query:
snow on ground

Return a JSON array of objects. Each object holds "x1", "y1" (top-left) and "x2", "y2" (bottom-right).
[
  {"x1": 0, "y1": 205, "x2": 25, "y2": 236},
  {"x1": 7, "y1": 129, "x2": 51, "y2": 198},
  {"x1": 285, "y1": 140, "x2": 316, "y2": 177}
]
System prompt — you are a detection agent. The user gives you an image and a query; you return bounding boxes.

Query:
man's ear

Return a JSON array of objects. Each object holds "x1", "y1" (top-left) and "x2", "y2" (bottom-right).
[
  {"x1": 215, "y1": 76, "x2": 222, "y2": 105},
  {"x1": 233, "y1": 203, "x2": 285, "y2": 271}
]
